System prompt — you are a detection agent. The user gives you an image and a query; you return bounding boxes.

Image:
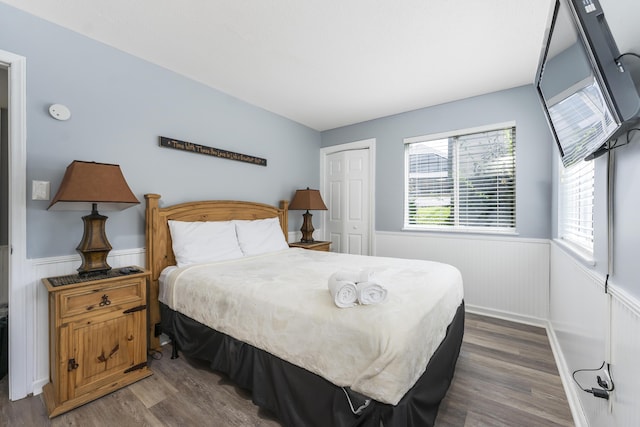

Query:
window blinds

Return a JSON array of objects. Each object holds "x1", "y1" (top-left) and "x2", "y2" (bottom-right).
[
  {"x1": 405, "y1": 126, "x2": 516, "y2": 231},
  {"x1": 559, "y1": 159, "x2": 594, "y2": 252}
]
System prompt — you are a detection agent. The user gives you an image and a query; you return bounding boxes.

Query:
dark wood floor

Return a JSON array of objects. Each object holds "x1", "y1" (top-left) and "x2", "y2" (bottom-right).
[{"x1": 0, "y1": 312, "x2": 574, "y2": 426}]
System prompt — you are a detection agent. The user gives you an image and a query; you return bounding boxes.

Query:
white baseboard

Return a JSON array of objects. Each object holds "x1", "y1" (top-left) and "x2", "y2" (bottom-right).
[
  {"x1": 465, "y1": 304, "x2": 547, "y2": 328},
  {"x1": 546, "y1": 321, "x2": 588, "y2": 427}
]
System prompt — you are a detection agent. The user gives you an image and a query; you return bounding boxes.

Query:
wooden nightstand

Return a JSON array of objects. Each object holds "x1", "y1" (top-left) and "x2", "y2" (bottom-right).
[
  {"x1": 289, "y1": 241, "x2": 331, "y2": 251},
  {"x1": 41, "y1": 267, "x2": 152, "y2": 418}
]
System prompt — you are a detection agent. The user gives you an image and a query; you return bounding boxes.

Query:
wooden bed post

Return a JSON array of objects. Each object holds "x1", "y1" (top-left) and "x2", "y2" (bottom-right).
[
  {"x1": 145, "y1": 194, "x2": 162, "y2": 350},
  {"x1": 280, "y1": 200, "x2": 289, "y2": 242}
]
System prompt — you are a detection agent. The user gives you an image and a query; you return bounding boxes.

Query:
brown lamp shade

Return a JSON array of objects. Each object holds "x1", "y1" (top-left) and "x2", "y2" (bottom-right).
[
  {"x1": 47, "y1": 160, "x2": 139, "y2": 276},
  {"x1": 48, "y1": 160, "x2": 140, "y2": 211},
  {"x1": 289, "y1": 188, "x2": 328, "y2": 211}
]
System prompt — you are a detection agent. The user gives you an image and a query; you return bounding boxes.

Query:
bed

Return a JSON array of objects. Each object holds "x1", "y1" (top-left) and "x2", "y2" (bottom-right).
[{"x1": 145, "y1": 193, "x2": 465, "y2": 427}]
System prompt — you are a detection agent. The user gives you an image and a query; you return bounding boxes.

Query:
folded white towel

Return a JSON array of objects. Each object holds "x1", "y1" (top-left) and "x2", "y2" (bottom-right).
[
  {"x1": 356, "y1": 281, "x2": 388, "y2": 305},
  {"x1": 357, "y1": 269, "x2": 374, "y2": 283},
  {"x1": 331, "y1": 270, "x2": 361, "y2": 283},
  {"x1": 328, "y1": 271, "x2": 359, "y2": 308}
]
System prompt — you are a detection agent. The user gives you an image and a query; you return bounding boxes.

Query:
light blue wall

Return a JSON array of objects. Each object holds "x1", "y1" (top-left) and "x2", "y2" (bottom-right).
[
  {"x1": 321, "y1": 85, "x2": 553, "y2": 239},
  {"x1": 0, "y1": 3, "x2": 321, "y2": 259}
]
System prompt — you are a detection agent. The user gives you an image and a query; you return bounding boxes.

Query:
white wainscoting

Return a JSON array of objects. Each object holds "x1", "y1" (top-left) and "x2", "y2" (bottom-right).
[
  {"x1": 607, "y1": 287, "x2": 640, "y2": 427},
  {"x1": 375, "y1": 231, "x2": 550, "y2": 324},
  {"x1": 0, "y1": 245, "x2": 8, "y2": 306},
  {"x1": 549, "y1": 241, "x2": 640, "y2": 427},
  {"x1": 31, "y1": 248, "x2": 145, "y2": 393}
]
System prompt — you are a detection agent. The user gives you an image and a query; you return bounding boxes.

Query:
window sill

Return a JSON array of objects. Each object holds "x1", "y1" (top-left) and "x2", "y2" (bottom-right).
[
  {"x1": 553, "y1": 238, "x2": 595, "y2": 266},
  {"x1": 402, "y1": 226, "x2": 518, "y2": 237}
]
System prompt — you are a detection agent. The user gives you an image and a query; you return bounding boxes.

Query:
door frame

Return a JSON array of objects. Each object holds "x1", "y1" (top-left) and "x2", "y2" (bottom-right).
[
  {"x1": 319, "y1": 139, "x2": 376, "y2": 255},
  {"x1": 0, "y1": 49, "x2": 29, "y2": 400}
]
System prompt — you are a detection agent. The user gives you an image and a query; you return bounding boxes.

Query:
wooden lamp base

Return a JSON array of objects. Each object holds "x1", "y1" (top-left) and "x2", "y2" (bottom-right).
[{"x1": 300, "y1": 210, "x2": 316, "y2": 243}]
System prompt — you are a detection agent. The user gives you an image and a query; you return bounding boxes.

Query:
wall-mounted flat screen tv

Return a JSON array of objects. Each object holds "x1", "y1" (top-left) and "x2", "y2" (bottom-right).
[{"x1": 536, "y1": 0, "x2": 640, "y2": 167}]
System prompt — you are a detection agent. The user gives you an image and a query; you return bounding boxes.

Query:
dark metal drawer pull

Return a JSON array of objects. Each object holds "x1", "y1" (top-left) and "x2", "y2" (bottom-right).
[{"x1": 123, "y1": 305, "x2": 147, "y2": 314}]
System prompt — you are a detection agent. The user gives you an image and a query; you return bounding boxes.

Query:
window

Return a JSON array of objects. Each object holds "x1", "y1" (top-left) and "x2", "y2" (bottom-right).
[
  {"x1": 558, "y1": 159, "x2": 594, "y2": 253},
  {"x1": 404, "y1": 125, "x2": 516, "y2": 232}
]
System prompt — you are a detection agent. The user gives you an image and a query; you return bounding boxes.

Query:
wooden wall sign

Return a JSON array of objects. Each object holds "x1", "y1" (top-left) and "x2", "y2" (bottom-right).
[{"x1": 160, "y1": 136, "x2": 267, "y2": 167}]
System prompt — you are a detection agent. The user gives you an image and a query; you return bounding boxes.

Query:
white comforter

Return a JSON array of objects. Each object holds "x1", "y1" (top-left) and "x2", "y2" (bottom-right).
[{"x1": 160, "y1": 248, "x2": 463, "y2": 405}]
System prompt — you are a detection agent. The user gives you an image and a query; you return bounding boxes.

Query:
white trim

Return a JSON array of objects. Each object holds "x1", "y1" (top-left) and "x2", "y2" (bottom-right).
[
  {"x1": 0, "y1": 246, "x2": 8, "y2": 305},
  {"x1": 377, "y1": 229, "x2": 548, "y2": 245},
  {"x1": 546, "y1": 321, "x2": 589, "y2": 427},
  {"x1": 402, "y1": 225, "x2": 519, "y2": 236},
  {"x1": 319, "y1": 139, "x2": 376, "y2": 255},
  {"x1": 608, "y1": 280, "x2": 640, "y2": 319},
  {"x1": 552, "y1": 239, "x2": 606, "y2": 288},
  {"x1": 31, "y1": 247, "x2": 146, "y2": 267},
  {"x1": 0, "y1": 49, "x2": 29, "y2": 400},
  {"x1": 553, "y1": 238, "x2": 596, "y2": 266},
  {"x1": 465, "y1": 304, "x2": 547, "y2": 328}
]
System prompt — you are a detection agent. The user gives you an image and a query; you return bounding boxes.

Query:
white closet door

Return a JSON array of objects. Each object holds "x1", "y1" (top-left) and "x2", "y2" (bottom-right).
[{"x1": 325, "y1": 149, "x2": 370, "y2": 255}]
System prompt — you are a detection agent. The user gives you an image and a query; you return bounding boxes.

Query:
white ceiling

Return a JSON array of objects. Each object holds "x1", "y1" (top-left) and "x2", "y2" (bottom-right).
[{"x1": 2, "y1": 0, "x2": 639, "y2": 131}]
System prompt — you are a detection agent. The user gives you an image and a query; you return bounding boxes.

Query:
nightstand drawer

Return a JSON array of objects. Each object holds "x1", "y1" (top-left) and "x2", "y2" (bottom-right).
[
  {"x1": 289, "y1": 241, "x2": 331, "y2": 251},
  {"x1": 60, "y1": 279, "x2": 145, "y2": 319}
]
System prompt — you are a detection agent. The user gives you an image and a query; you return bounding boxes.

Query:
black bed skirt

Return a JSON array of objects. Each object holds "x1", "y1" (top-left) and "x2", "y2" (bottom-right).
[{"x1": 160, "y1": 301, "x2": 465, "y2": 427}]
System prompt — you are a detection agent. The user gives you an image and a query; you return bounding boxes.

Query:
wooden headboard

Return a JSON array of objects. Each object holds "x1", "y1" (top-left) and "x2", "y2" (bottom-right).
[{"x1": 144, "y1": 193, "x2": 289, "y2": 349}]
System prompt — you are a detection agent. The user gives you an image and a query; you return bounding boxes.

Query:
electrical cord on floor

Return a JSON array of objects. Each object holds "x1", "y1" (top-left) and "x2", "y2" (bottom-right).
[{"x1": 572, "y1": 361, "x2": 615, "y2": 400}]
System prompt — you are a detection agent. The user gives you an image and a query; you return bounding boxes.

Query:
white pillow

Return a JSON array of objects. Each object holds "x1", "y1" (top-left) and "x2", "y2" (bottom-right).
[
  {"x1": 168, "y1": 220, "x2": 243, "y2": 267},
  {"x1": 234, "y1": 217, "x2": 289, "y2": 256}
]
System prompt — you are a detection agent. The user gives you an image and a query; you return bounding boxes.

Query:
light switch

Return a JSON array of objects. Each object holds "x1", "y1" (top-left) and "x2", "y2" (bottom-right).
[{"x1": 32, "y1": 180, "x2": 50, "y2": 200}]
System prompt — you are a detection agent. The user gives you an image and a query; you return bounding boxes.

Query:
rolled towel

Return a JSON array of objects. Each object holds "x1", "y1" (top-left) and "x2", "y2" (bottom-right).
[
  {"x1": 356, "y1": 281, "x2": 388, "y2": 305},
  {"x1": 331, "y1": 270, "x2": 361, "y2": 283},
  {"x1": 357, "y1": 269, "x2": 375, "y2": 283},
  {"x1": 328, "y1": 271, "x2": 359, "y2": 308}
]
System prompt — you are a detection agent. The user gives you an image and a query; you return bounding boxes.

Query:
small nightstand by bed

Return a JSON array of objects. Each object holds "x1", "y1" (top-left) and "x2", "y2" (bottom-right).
[{"x1": 41, "y1": 267, "x2": 152, "y2": 417}]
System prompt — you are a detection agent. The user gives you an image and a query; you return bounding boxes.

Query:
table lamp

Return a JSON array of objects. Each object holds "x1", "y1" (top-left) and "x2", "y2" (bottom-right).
[
  {"x1": 48, "y1": 160, "x2": 140, "y2": 276},
  {"x1": 289, "y1": 187, "x2": 327, "y2": 243}
]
